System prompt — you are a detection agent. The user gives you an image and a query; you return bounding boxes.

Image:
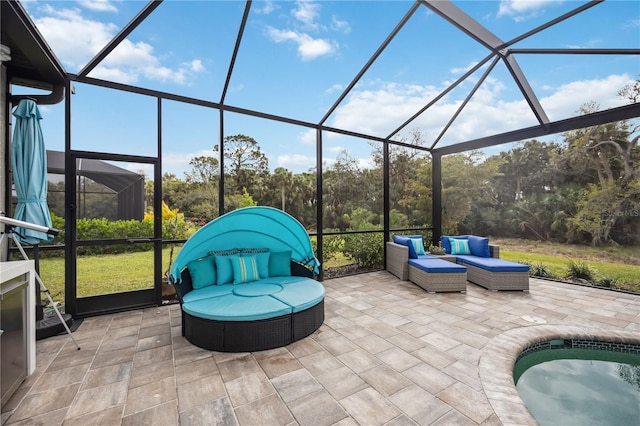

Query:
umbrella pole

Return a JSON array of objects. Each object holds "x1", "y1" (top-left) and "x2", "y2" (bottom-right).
[
  {"x1": 33, "y1": 244, "x2": 44, "y2": 321},
  {"x1": 8, "y1": 232, "x2": 80, "y2": 350}
]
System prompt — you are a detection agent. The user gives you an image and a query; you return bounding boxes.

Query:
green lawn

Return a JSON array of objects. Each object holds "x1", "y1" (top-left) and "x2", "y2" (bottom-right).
[
  {"x1": 36, "y1": 239, "x2": 640, "y2": 304},
  {"x1": 493, "y1": 238, "x2": 640, "y2": 293}
]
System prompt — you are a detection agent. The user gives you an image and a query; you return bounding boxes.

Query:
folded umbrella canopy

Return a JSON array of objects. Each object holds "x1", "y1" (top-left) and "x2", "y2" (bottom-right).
[{"x1": 11, "y1": 99, "x2": 54, "y2": 245}]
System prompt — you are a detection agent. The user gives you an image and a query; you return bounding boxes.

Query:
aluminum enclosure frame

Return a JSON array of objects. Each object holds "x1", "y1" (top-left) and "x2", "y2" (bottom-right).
[{"x1": 2, "y1": 0, "x2": 639, "y2": 315}]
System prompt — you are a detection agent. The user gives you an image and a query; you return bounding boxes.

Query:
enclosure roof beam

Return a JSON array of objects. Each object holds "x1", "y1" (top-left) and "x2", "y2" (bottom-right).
[
  {"x1": 432, "y1": 103, "x2": 640, "y2": 156},
  {"x1": 220, "y1": 0, "x2": 251, "y2": 105},
  {"x1": 78, "y1": 0, "x2": 162, "y2": 78}
]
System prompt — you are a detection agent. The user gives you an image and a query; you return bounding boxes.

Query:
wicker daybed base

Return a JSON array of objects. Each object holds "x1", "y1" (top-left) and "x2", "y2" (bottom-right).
[
  {"x1": 465, "y1": 264, "x2": 529, "y2": 291},
  {"x1": 408, "y1": 264, "x2": 467, "y2": 293},
  {"x1": 176, "y1": 262, "x2": 325, "y2": 352},
  {"x1": 182, "y1": 299, "x2": 325, "y2": 352}
]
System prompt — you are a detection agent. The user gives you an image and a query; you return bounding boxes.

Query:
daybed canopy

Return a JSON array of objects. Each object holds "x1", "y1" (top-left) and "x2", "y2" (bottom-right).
[{"x1": 171, "y1": 206, "x2": 320, "y2": 283}]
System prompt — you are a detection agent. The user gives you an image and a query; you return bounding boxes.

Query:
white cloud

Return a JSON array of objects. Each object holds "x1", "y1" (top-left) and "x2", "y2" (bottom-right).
[
  {"x1": 292, "y1": 1, "x2": 321, "y2": 30},
  {"x1": 329, "y1": 73, "x2": 633, "y2": 146},
  {"x1": 33, "y1": 6, "x2": 203, "y2": 85},
  {"x1": 266, "y1": 27, "x2": 334, "y2": 60},
  {"x1": 540, "y1": 74, "x2": 633, "y2": 120},
  {"x1": 331, "y1": 16, "x2": 351, "y2": 34},
  {"x1": 299, "y1": 129, "x2": 316, "y2": 145},
  {"x1": 77, "y1": 0, "x2": 118, "y2": 13},
  {"x1": 326, "y1": 83, "x2": 344, "y2": 94},
  {"x1": 190, "y1": 59, "x2": 204, "y2": 72},
  {"x1": 277, "y1": 154, "x2": 315, "y2": 170},
  {"x1": 255, "y1": 0, "x2": 278, "y2": 15},
  {"x1": 497, "y1": 0, "x2": 564, "y2": 22}
]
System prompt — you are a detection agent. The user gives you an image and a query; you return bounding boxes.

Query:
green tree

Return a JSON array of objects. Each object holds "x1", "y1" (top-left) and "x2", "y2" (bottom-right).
[{"x1": 215, "y1": 134, "x2": 269, "y2": 197}]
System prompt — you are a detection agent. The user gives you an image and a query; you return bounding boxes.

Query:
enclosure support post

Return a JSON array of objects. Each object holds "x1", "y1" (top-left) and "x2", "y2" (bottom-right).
[
  {"x1": 383, "y1": 140, "x2": 390, "y2": 268},
  {"x1": 432, "y1": 152, "x2": 442, "y2": 246},
  {"x1": 315, "y1": 128, "x2": 323, "y2": 281}
]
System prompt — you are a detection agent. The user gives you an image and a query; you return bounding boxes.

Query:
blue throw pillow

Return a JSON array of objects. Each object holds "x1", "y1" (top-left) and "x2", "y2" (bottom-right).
[
  {"x1": 468, "y1": 235, "x2": 490, "y2": 257},
  {"x1": 408, "y1": 236, "x2": 426, "y2": 255},
  {"x1": 241, "y1": 248, "x2": 270, "y2": 278},
  {"x1": 230, "y1": 255, "x2": 260, "y2": 284},
  {"x1": 269, "y1": 250, "x2": 292, "y2": 277},
  {"x1": 187, "y1": 255, "x2": 216, "y2": 290},
  {"x1": 440, "y1": 235, "x2": 469, "y2": 254},
  {"x1": 393, "y1": 235, "x2": 417, "y2": 259},
  {"x1": 214, "y1": 255, "x2": 235, "y2": 285},
  {"x1": 449, "y1": 237, "x2": 471, "y2": 255}
]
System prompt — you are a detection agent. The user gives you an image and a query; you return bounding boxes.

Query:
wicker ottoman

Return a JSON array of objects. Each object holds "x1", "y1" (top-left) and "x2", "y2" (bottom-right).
[{"x1": 408, "y1": 259, "x2": 467, "y2": 293}]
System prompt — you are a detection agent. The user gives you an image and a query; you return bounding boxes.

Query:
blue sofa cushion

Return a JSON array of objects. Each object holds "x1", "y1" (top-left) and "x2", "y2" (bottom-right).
[
  {"x1": 183, "y1": 293, "x2": 292, "y2": 321},
  {"x1": 409, "y1": 258, "x2": 466, "y2": 273},
  {"x1": 393, "y1": 235, "x2": 418, "y2": 259},
  {"x1": 467, "y1": 235, "x2": 490, "y2": 258},
  {"x1": 456, "y1": 256, "x2": 529, "y2": 272},
  {"x1": 440, "y1": 235, "x2": 470, "y2": 254}
]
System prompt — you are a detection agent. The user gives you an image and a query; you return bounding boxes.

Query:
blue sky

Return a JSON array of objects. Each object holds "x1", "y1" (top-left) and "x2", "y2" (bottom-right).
[{"x1": 14, "y1": 0, "x2": 640, "y2": 178}]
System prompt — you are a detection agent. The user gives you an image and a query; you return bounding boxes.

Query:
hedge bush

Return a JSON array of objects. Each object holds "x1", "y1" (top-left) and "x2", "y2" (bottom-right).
[{"x1": 341, "y1": 232, "x2": 384, "y2": 269}]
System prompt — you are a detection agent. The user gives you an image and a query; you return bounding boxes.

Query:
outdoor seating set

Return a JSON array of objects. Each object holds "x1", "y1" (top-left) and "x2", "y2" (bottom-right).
[
  {"x1": 386, "y1": 234, "x2": 529, "y2": 293},
  {"x1": 169, "y1": 207, "x2": 324, "y2": 352}
]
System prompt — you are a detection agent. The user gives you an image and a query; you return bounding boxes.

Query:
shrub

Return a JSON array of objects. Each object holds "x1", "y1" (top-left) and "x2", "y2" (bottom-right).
[
  {"x1": 565, "y1": 259, "x2": 597, "y2": 281},
  {"x1": 597, "y1": 276, "x2": 618, "y2": 289},
  {"x1": 341, "y1": 232, "x2": 384, "y2": 269},
  {"x1": 520, "y1": 260, "x2": 554, "y2": 278}
]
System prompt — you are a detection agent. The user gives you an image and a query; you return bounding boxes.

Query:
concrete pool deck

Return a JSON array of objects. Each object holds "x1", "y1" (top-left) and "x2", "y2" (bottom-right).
[{"x1": 2, "y1": 272, "x2": 639, "y2": 425}]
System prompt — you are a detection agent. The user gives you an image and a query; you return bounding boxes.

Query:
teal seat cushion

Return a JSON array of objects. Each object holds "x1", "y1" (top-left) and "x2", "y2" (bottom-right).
[
  {"x1": 456, "y1": 256, "x2": 529, "y2": 272},
  {"x1": 273, "y1": 279, "x2": 325, "y2": 313},
  {"x1": 183, "y1": 293, "x2": 292, "y2": 321},
  {"x1": 259, "y1": 276, "x2": 309, "y2": 285},
  {"x1": 233, "y1": 283, "x2": 282, "y2": 297},
  {"x1": 409, "y1": 258, "x2": 466, "y2": 273},
  {"x1": 183, "y1": 284, "x2": 234, "y2": 303}
]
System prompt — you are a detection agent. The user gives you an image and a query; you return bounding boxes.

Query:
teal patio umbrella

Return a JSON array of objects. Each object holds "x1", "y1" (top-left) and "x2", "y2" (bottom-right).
[{"x1": 11, "y1": 99, "x2": 54, "y2": 245}]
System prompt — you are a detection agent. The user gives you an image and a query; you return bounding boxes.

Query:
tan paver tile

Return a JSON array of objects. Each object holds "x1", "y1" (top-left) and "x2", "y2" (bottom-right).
[{"x1": 340, "y1": 387, "x2": 400, "y2": 426}]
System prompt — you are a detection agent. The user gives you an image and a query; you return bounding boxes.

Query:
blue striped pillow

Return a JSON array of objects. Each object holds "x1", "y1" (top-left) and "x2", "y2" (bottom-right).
[
  {"x1": 230, "y1": 255, "x2": 260, "y2": 284},
  {"x1": 449, "y1": 238, "x2": 471, "y2": 255}
]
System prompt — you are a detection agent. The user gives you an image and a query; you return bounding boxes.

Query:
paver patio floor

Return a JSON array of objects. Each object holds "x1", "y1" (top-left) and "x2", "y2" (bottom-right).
[{"x1": 2, "y1": 272, "x2": 639, "y2": 425}]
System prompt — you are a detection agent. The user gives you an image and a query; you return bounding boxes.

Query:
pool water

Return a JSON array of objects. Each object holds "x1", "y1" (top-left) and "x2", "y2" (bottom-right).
[{"x1": 514, "y1": 348, "x2": 640, "y2": 426}]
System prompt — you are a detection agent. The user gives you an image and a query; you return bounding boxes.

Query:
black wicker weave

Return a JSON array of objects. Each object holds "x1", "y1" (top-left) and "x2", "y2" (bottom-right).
[{"x1": 175, "y1": 262, "x2": 324, "y2": 352}]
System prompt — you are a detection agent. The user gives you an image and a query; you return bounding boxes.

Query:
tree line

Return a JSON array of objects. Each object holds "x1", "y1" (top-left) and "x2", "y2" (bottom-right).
[{"x1": 47, "y1": 80, "x2": 639, "y2": 248}]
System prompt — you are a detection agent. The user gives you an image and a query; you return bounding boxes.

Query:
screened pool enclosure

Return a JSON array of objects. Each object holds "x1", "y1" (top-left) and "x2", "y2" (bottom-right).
[{"x1": 1, "y1": 0, "x2": 639, "y2": 317}]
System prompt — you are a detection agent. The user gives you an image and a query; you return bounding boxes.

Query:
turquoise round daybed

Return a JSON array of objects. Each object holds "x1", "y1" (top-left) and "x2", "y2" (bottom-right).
[{"x1": 169, "y1": 207, "x2": 324, "y2": 352}]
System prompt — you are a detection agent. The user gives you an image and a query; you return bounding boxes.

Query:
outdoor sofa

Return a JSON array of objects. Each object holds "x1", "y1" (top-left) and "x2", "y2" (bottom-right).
[
  {"x1": 169, "y1": 207, "x2": 324, "y2": 352},
  {"x1": 387, "y1": 235, "x2": 529, "y2": 292},
  {"x1": 387, "y1": 236, "x2": 467, "y2": 293}
]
